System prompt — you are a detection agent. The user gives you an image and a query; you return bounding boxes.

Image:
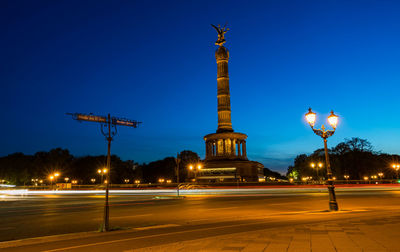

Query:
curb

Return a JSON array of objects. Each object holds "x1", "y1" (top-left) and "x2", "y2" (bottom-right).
[{"x1": 0, "y1": 229, "x2": 131, "y2": 249}]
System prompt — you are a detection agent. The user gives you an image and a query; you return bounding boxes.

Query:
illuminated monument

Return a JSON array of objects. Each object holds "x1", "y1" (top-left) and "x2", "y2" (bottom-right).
[{"x1": 200, "y1": 25, "x2": 264, "y2": 182}]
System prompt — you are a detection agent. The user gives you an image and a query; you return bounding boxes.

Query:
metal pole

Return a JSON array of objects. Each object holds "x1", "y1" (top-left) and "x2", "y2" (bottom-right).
[
  {"x1": 176, "y1": 153, "x2": 180, "y2": 197},
  {"x1": 67, "y1": 112, "x2": 141, "y2": 232},
  {"x1": 323, "y1": 138, "x2": 338, "y2": 211},
  {"x1": 103, "y1": 114, "x2": 111, "y2": 231}
]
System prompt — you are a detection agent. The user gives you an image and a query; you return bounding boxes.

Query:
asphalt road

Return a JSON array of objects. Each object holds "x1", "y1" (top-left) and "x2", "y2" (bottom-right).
[{"x1": 1, "y1": 186, "x2": 400, "y2": 249}]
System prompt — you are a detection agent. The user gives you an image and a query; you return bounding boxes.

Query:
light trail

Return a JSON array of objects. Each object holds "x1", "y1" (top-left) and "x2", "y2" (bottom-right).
[{"x1": 1, "y1": 186, "x2": 399, "y2": 196}]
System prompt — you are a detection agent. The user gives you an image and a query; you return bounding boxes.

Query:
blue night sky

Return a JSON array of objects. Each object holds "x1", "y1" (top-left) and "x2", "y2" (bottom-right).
[{"x1": 2, "y1": 0, "x2": 400, "y2": 173}]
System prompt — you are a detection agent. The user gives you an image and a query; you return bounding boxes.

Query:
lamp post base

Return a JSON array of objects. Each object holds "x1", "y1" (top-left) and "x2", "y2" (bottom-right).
[
  {"x1": 329, "y1": 201, "x2": 339, "y2": 211},
  {"x1": 328, "y1": 185, "x2": 339, "y2": 211}
]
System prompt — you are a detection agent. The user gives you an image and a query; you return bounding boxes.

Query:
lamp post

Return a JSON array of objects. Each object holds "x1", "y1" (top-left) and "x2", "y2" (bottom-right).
[
  {"x1": 311, "y1": 162, "x2": 323, "y2": 182},
  {"x1": 98, "y1": 168, "x2": 107, "y2": 184},
  {"x1": 318, "y1": 162, "x2": 324, "y2": 182},
  {"x1": 197, "y1": 164, "x2": 202, "y2": 181},
  {"x1": 175, "y1": 153, "x2": 181, "y2": 197},
  {"x1": 188, "y1": 164, "x2": 194, "y2": 181},
  {"x1": 391, "y1": 164, "x2": 400, "y2": 179},
  {"x1": 344, "y1": 175, "x2": 349, "y2": 183},
  {"x1": 49, "y1": 175, "x2": 54, "y2": 189},
  {"x1": 305, "y1": 108, "x2": 339, "y2": 211},
  {"x1": 188, "y1": 163, "x2": 202, "y2": 182}
]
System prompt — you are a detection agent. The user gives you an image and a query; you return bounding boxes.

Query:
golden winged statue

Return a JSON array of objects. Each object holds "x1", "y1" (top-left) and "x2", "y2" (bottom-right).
[{"x1": 211, "y1": 24, "x2": 229, "y2": 46}]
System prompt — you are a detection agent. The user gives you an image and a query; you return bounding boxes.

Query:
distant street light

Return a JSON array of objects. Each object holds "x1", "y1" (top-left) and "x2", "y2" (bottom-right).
[
  {"x1": 54, "y1": 172, "x2": 60, "y2": 184},
  {"x1": 188, "y1": 163, "x2": 202, "y2": 182},
  {"x1": 64, "y1": 177, "x2": 70, "y2": 183},
  {"x1": 305, "y1": 108, "x2": 339, "y2": 211},
  {"x1": 91, "y1": 178, "x2": 96, "y2": 183},
  {"x1": 378, "y1": 173, "x2": 384, "y2": 180},
  {"x1": 344, "y1": 175, "x2": 350, "y2": 183},
  {"x1": 49, "y1": 175, "x2": 54, "y2": 188},
  {"x1": 391, "y1": 164, "x2": 400, "y2": 179},
  {"x1": 98, "y1": 168, "x2": 107, "y2": 184},
  {"x1": 310, "y1": 162, "x2": 323, "y2": 182}
]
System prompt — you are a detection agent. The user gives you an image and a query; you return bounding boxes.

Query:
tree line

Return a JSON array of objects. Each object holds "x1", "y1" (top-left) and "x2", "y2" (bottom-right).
[
  {"x1": 0, "y1": 148, "x2": 284, "y2": 185},
  {"x1": 0, "y1": 148, "x2": 205, "y2": 185},
  {"x1": 286, "y1": 137, "x2": 400, "y2": 181}
]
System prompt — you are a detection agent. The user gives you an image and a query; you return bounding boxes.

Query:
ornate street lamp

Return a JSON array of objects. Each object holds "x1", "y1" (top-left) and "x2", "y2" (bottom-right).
[{"x1": 305, "y1": 108, "x2": 339, "y2": 211}]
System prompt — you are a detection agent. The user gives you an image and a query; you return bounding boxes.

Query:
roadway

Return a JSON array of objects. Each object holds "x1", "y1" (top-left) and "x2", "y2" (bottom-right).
[{"x1": 1, "y1": 185, "x2": 400, "y2": 251}]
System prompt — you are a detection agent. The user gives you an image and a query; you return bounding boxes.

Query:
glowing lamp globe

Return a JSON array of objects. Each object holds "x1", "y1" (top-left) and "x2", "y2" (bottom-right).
[
  {"x1": 305, "y1": 108, "x2": 316, "y2": 127},
  {"x1": 328, "y1": 111, "x2": 339, "y2": 129}
]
